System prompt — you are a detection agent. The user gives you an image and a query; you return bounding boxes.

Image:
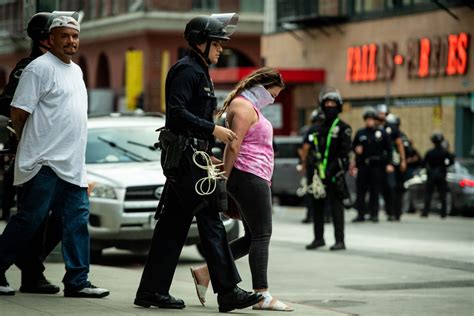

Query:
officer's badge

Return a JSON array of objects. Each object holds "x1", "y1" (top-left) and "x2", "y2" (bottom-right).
[
  {"x1": 386, "y1": 127, "x2": 392, "y2": 134},
  {"x1": 375, "y1": 130, "x2": 382, "y2": 139},
  {"x1": 308, "y1": 134, "x2": 314, "y2": 142},
  {"x1": 332, "y1": 126, "x2": 339, "y2": 138}
]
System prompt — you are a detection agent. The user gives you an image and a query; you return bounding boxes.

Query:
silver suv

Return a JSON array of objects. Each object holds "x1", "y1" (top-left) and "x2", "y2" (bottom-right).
[{"x1": 86, "y1": 113, "x2": 239, "y2": 260}]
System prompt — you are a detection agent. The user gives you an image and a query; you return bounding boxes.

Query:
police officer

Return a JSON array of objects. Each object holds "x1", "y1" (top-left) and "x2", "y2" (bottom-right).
[
  {"x1": 304, "y1": 88, "x2": 352, "y2": 251},
  {"x1": 422, "y1": 133, "x2": 454, "y2": 218},
  {"x1": 299, "y1": 109, "x2": 326, "y2": 224},
  {"x1": 376, "y1": 104, "x2": 407, "y2": 221},
  {"x1": 134, "y1": 14, "x2": 263, "y2": 312},
  {"x1": 352, "y1": 107, "x2": 392, "y2": 222},
  {"x1": 0, "y1": 12, "x2": 61, "y2": 296}
]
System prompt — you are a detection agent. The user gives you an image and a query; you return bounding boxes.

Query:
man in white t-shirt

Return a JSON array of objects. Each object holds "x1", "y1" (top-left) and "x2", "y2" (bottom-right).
[{"x1": 0, "y1": 16, "x2": 109, "y2": 298}]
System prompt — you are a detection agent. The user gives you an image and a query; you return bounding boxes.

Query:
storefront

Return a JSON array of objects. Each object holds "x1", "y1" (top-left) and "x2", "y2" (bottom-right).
[{"x1": 262, "y1": 6, "x2": 473, "y2": 157}]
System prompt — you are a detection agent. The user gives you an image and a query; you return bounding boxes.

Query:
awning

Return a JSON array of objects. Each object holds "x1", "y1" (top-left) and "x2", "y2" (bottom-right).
[{"x1": 210, "y1": 67, "x2": 325, "y2": 84}]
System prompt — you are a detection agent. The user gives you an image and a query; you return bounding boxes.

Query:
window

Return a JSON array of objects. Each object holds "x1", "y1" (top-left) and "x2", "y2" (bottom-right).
[
  {"x1": 240, "y1": 0, "x2": 264, "y2": 13},
  {"x1": 192, "y1": 0, "x2": 218, "y2": 11}
]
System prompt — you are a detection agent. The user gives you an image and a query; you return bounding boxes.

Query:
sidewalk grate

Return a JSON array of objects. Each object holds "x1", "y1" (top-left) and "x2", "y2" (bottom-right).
[{"x1": 340, "y1": 279, "x2": 474, "y2": 291}]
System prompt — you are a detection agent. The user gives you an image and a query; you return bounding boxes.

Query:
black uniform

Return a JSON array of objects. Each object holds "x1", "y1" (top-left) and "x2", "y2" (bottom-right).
[
  {"x1": 136, "y1": 50, "x2": 240, "y2": 297},
  {"x1": 422, "y1": 146, "x2": 454, "y2": 217},
  {"x1": 353, "y1": 127, "x2": 392, "y2": 221},
  {"x1": 382, "y1": 124, "x2": 404, "y2": 220},
  {"x1": 0, "y1": 51, "x2": 62, "y2": 287},
  {"x1": 304, "y1": 117, "x2": 352, "y2": 245}
]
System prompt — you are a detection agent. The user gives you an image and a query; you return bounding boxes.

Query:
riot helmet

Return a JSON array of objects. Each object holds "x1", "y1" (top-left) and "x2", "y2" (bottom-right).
[
  {"x1": 376, "y1": 104, "x2": 389, "y2": 115},
  {"x1": 184, "y1": 13, "x2": 238, "y2": 64},
  {"x1": 430, "y1": 132, "x2": 444, "y2": 145},
  {"x1": 310, "y1": 108, "x2": 326, "y2": 125},
  {"x1": 363, "y1": 106, "x2": 378, "y2": 120},
  {"x1": 319, "y1": 88, "x2": 343, "y2": 111},
  {"x1": 27, "y1": 12, "x2": 54, "y2": 42},
  {"x1": 385, "y1": 113, "x2": 400, "y2": 127}
]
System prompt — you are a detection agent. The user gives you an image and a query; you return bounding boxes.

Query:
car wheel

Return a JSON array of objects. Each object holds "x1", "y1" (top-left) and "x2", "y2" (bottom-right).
[{"x1": 90, "y1": 249, "x2": 103, "y2": 264}]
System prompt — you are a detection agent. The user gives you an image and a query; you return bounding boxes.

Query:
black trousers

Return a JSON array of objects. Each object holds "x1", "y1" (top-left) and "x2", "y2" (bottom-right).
[
  {"x1": 310, "y1": 182, "x2": 344, "y2": 243},
  {"x1": 381, "y1": 168, "x2": 405, "y2": 218},
  {"x1": 423, "y1": 176, "x2": 448, "y2": 217},
  {"x1": 137, "y1": 148, "x2": 240, "y2": 296},
  {"x1": 355, "y1": 165, "x2": 384, "y2": 219}
]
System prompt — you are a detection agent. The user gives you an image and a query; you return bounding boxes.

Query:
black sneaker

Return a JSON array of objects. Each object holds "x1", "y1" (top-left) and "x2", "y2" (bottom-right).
[
  {"x1": 64, "y1": 284, "x2": 109, "y2": 298},
  {"x1": 20, "y1": 278, "x2": 60, "y2": 294},
  {"x1": 0, "y1": 273, "x2": 15, "y2": 296}
]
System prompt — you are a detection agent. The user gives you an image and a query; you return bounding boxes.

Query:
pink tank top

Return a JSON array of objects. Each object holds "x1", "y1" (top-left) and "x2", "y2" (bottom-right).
[{"x1": 232, "y1": 96, "x2": 274, "y2": 183}]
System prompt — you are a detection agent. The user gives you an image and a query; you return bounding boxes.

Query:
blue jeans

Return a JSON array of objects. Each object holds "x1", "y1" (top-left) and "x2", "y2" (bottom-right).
[{"x1": 0, "y1": 166, "x2": 90, "y2": 290}]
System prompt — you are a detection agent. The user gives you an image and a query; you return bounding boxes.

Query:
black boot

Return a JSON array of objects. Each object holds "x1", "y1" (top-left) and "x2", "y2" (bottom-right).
[
  {"x1": 330, "y1": 242, "x2": 346, "y2": 251},
  {"x1": 305, "y1": 239, "x2": 325, "y2": 250},
  {"x1": 20, "y1": 278, "x2": 60, "y2": 294},
  {"x1": 217, "y1": 286, "x2": 263, "y2": 313},
  {"x1": 134, "y1": 292, "x2": 185, "y2": 309}
]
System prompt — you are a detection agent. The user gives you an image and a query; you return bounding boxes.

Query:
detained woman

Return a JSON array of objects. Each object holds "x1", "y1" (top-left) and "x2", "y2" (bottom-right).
[{"x1": 190, "y1": 67, "x2": 293, "y2": 312}]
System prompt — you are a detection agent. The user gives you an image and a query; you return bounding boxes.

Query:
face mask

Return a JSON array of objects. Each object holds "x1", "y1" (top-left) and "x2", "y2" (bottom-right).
[
  {"x1": 323, "y1": 107, "x2": 339, "y2": 120},
  {"x1": 241, "y1": 85, "x2": 275, "y2": 110}
]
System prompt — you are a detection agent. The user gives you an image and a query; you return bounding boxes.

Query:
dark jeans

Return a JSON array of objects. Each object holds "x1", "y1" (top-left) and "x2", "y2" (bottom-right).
[
  {"x1": 310, "y1": 182, "x2": 344, "y2": 243},
  {"x1": 355, "y1": 165, "x2": 384, "y2": 219},
  {"x1": 0, "y1": 166, "x2": 90, "y2": 290},
  {"x1": 227, "y1": 168, "x2": 272, "y2": 289}
]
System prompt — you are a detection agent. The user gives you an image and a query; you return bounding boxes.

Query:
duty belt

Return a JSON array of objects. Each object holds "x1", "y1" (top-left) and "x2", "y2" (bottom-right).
[{"x1": 186, "y1": 137, "x2": 209, "y2": 151}]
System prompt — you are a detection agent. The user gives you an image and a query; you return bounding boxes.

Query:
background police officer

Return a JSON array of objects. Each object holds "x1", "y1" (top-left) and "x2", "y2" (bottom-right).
[
  {"x1": 134, "y1": 14, "x2": 263, "y2": 312},
  {"x1": 0, "y1": 12, "x2": 61, "y2": 296},
  {"x1": 422, "y1": 133, "x2": 454, "y2": 218},
  {"x1": 298, "y1": 109, "x2": 326, "y2": 224},
  {"x1": 352, "y1": 107, "x2": 392, "y2": 223},
  {"x1": 304, "y1": 88, "x2": 352, "y2": 251},
  {"x1": 375, "y1": 104, "x2": 406, "y2": 221}
]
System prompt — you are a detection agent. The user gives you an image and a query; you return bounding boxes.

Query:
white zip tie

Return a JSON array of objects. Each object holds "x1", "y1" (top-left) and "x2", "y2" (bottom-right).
[{"x1": 192, "y1": 150, "x2": 227, "y2": 196}]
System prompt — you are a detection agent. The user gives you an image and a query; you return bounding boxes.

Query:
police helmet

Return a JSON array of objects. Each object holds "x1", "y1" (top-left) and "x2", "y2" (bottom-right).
[
  {"x1": 319, "y1": 88, "x2": 343, "y2": 111},
  {"x1": 376, "y1": 103, "x2": 389, "y2": 115},
  {"x1": 363, "y1": 107, "x2": 378, "y2": 120},
  {"x1": 27, "y1": 12, "x2": 54, "y2": 42},
  {"x1": 310, "y1": 109, "x2": 326, "y2": 124},
  {"x1": 385, "y1": 113, "x2": 399, "y2": 126},
  {"x1": 430, "y1": 132, "x2": 444, "y2": 144},
  {"x1": 184, "y1": 16, "x2": 230, "y2": 45}
]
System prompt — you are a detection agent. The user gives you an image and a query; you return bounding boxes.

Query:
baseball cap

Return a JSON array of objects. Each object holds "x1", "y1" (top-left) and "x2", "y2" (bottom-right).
[{"x1": 49, "y1": 16, "x2": 80, "y2": 32}]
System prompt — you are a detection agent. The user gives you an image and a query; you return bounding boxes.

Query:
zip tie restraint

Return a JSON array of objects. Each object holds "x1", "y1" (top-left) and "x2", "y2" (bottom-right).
[
  {"x1": 192, "y1": 150, "x2": 227, "y2": 195},
  {"x1": 296, "y1": 175, "x2": 326, "y2": 199}
]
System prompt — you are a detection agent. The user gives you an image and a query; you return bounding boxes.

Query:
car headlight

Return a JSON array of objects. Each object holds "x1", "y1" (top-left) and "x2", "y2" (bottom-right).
[{"x1": 88, "y1": 182, "x2": 117, "y2": 199}]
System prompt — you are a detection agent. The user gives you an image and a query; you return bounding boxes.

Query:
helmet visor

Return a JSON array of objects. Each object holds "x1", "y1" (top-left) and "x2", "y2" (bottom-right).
[{"x1": 210, "y1": 13, "x2": 239, "y2": 36}]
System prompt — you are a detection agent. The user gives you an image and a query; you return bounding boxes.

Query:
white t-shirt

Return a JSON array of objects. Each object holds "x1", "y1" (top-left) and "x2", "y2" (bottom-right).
[{"x1": 11, "y1": 51, "x2": 88, "y2": 187}]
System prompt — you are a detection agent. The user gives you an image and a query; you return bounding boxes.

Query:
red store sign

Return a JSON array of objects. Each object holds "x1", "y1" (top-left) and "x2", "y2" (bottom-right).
[{"x1": 345, "y1": 32, "x2": 469, "y2": 82}]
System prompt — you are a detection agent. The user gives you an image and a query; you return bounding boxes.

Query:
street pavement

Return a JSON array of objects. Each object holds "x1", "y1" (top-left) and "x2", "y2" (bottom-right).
[{"x1": 0, "y1": 206, "x2": 473, "y2": 315}]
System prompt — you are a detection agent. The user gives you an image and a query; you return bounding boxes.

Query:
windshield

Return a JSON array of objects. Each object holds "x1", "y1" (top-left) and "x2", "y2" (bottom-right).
[{"x1": 86, "y1": 126, "x2": 160, "y2": 164}]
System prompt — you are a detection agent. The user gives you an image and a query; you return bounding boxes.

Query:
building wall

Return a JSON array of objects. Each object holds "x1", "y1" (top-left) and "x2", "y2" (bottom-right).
[
  {"x1": 262, "y1": 7, "x2": 473, "y2": 155},
  {"x1": 262, "y1": 7, "x2": 474, "y2": 99}
]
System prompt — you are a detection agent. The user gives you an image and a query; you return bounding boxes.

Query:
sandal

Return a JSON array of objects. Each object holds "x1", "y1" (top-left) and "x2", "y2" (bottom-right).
[
  {"x1": 253, "y1": 295, "x2": 294, "y2": 312},
  {"x1": 190, "y1": 267, "x2": 208, "y2": 306}
]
